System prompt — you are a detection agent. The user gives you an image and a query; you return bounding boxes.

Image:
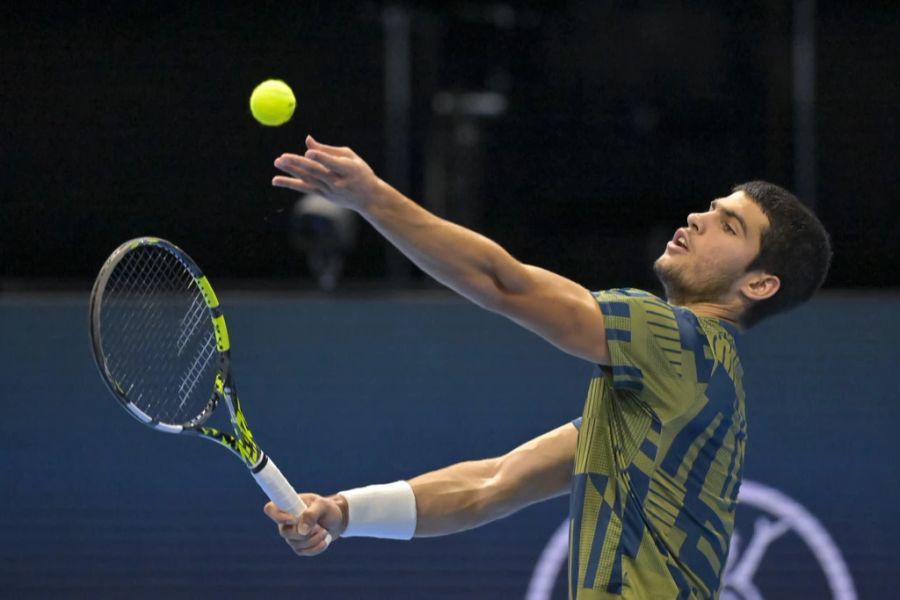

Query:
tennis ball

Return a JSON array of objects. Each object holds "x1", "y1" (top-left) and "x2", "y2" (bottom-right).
[{"x1": 249, "y1": 79, "x2": 296, "y2": 126}]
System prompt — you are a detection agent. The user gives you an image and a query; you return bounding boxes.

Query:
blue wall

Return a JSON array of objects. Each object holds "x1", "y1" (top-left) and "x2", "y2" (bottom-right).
[{"x1": 1, "y1": 293, "x2": 897, "y2": 598}]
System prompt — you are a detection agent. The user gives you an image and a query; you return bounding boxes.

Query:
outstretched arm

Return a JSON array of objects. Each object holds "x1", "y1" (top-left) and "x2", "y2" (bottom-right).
[
  {"x1": 273, "y1": 137, "x2": 609, "y2": 365},
  {"x1": 410, "y1": 421, "x2": 577, "y2": 537},
  {"x1": 264, "y1": 421, "x2": 578, "y2": 555}
]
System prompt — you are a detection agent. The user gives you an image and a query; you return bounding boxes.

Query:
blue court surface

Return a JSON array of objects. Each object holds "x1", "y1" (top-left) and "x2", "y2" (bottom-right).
[{"x1": 1, "y1": 292, "x2": 897, "y2": 598}]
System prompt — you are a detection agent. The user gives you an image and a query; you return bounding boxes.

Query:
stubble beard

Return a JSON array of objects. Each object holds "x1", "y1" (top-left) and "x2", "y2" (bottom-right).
[{"x1": 653, "y1": 255, "x2": 734, "y2": 306}]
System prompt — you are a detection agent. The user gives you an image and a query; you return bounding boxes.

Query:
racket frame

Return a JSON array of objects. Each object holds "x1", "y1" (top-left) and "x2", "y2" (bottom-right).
[
  {"x1": 89, "y1": 238, "x2": 333, "y2": 542},
  {"x1": 90, "y1": 237, "x2": 266, "y2": 471}
]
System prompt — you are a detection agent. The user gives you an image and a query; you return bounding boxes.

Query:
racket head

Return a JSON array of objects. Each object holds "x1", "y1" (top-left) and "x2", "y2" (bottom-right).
[{"x1": 90, "y1": 237, "x2": 231, "y2": 433}]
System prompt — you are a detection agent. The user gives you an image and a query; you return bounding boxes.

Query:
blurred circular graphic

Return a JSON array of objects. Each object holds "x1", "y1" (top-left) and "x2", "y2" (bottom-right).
[{"x1": 526, "y1": 480, "x2": 857, "y2": 600}]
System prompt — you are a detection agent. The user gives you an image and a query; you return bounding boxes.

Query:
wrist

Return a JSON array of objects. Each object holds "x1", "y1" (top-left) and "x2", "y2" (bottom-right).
[
  {"x1": 331, "y1": 493, "x2": 350, "y2": 537},
  {"x1": 361, "y1": 178, "x2": 402, "y2": 217},
  {"x1": 337, "y1": 480, "x2": 417, "y2": 540}
]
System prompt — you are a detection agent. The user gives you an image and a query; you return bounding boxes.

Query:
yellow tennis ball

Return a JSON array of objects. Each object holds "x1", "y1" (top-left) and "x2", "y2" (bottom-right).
[{"x1": 249, "y1": 79, "x2": 296, "y2": 126}]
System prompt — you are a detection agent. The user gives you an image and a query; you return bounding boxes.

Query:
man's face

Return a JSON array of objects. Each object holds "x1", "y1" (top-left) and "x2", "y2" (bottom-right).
[{"x1": 654, "y1": 190, "x2": 771, "y2": 305}]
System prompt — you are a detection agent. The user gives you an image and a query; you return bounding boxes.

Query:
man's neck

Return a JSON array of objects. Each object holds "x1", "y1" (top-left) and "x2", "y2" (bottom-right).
[{"x1": 672, "y1": 300, "x2": 742, "y2": 326}]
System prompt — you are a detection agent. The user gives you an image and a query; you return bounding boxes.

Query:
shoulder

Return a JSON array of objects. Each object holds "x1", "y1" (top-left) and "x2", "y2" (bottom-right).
[
  {"x1": 592, "y1": 288, "x2": 672, "y2": 312},
  {"x1": 594, "y1": 288, "x2": 713, "y2": 355},
  {"x1": 592, "y1": 287, "x2": 663, "y2": 302},
  {"x1": 592, "y1": 288, "x2": 683, "y2": 325}
]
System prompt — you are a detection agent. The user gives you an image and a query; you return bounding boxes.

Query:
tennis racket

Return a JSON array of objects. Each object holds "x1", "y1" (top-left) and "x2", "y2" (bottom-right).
[{"x1": 90, "y1": 236, "x2": 330, "y2": 544}]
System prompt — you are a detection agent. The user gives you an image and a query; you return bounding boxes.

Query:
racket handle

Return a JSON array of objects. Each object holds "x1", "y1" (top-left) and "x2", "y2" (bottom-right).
[{"x1": 253, "y1": 455, "x2": 333, "y2": 548}]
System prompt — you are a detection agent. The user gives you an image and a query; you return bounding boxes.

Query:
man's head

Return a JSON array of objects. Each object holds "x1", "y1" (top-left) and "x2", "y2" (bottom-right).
[{"x1": 653, "y1": 181, "x2": 832, "y2": 328}]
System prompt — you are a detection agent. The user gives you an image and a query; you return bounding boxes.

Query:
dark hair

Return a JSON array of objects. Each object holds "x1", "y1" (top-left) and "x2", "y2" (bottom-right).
[{"x1": 734, "y1": 181, "x2": 832, "y2": 328}]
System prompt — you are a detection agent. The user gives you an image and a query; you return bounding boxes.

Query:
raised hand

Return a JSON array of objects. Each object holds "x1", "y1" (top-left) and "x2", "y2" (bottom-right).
[{"x1": 272, "y1": 135, "x2": 385, "y2": 212}]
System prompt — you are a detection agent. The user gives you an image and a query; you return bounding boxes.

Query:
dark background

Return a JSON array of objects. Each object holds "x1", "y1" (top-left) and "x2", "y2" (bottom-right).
[{"x1": 2, "y1": 1, "x2": 898, "y2": 290}]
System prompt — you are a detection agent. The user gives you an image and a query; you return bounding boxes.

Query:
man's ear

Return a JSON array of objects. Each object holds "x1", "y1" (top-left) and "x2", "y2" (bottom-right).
[{"x1": 741, "y1": 271, "x2": 780, "y2": 302}]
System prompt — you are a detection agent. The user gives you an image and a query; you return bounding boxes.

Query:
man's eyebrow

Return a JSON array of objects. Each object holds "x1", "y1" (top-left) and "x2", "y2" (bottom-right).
[{"x1": 710, "y1": 200, "x2": 748, "y2": 236}]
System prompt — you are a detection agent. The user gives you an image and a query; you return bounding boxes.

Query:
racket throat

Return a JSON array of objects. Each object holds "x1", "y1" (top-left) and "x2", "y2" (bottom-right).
[{"x1": 249, "y1": 452, "x2": 269, "y2": 474}]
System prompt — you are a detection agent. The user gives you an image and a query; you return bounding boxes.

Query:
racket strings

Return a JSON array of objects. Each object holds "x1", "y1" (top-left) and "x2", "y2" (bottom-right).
[
  {"x1": 99, "y1": 245, "x2": 218, "y2": 426},
  {"x1": 177, "y1": 295, "x2": 208, "y2": 354},
  {"x1": 177, "y1": 330, "x2": 217, "y2": 408}
]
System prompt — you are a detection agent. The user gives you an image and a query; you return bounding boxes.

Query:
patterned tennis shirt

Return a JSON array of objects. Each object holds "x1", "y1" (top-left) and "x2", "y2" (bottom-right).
[{"x1": 569, "y1": 288, "x2": 746, "y2": 599}]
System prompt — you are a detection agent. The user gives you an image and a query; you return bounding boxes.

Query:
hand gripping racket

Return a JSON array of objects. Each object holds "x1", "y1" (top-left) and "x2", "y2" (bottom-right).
[{"x1": 90, "y1": 237, "x2": 330, "y2": 545}]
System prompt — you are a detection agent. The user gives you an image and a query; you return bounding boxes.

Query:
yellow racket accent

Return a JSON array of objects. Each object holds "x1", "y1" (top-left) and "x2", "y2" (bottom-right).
[
  {"x1": 234, "y1": 412, "x2": 260, "y2": 465},
  {"x1": 196, "y1": 276, "x2": 220, "y2": 309},
  {"x1": 128, "y1": 237, "x2": 160, "y2": 250},
  {"x1": 212, "y1": 314, "x2": 230, "y2": 352},
  {"x1": 209, "y1": 373, "x2": 260, "y2": 466}
]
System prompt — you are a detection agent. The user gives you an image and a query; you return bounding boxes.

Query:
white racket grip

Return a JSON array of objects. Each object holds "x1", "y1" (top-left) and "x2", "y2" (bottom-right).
[{"x1": 252, "y1": 456, "x2": 333, "y2": 547}]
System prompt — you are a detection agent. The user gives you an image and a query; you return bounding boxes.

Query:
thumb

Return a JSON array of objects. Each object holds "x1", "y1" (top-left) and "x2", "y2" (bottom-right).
[{"x1": 297, "y1": 498, "x2": 329, "y2": 535}]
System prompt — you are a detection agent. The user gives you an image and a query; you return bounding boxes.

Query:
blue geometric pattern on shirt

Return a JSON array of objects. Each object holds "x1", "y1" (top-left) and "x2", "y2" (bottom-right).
[
  {"x1": 570, "y1": 472, "x2": 611, "y2": 592},
  {"x1": 662, "y1": 363, "x2": 736, "y2": 593},
  {"x1": 673, "y1": 307, "x2": 714, "y2": 385},
  {"x1": 600, "y1": 300, "x2": 632, "y2": 318}
]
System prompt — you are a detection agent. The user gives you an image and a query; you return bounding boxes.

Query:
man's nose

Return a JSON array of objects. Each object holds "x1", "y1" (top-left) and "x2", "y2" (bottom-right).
[{"x1": 686, "y1": 212, "x2": 703, "y2": 232}]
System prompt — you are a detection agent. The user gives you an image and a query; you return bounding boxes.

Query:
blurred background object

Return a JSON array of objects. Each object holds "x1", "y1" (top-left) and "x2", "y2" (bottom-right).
[
  {"x1": 2, "y1": 1, "x2": 897, "y2": 291},
  {"x1": 289, "y1": 194, "x2": 358, "y2": 291}
]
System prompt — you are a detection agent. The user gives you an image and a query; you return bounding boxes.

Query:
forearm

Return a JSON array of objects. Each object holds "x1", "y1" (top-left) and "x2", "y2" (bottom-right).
[
  {"x1": 407, "y1": 423, "x2": 577, "y2": 537},
  {"x1": 407, "y1": 458, "x2": 510, "y2": 537},
  {"x1": 328, "y1": 459, "x2": 504, "y2": 540},
  {"x1": 362, "y1": 180, "x2": 531, "y2": 307},
  {"x1": 330, "y1": 424, "x2": 576, "y2": 542}
]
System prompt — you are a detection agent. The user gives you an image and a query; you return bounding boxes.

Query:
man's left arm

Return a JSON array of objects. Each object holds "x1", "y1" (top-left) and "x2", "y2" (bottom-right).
[{"x1": 272, "y1": 137, "x2": 609, "y2": 365}]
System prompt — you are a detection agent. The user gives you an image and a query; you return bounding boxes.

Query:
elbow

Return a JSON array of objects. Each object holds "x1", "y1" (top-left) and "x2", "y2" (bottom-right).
[
  {"x1": 460, "y1": 274, "x2": 507, "y2": 312},
  {"x1": 477, "y1": 278, "x2": 524, "y2": 314},
  {"x1": 473, "y1": 291, "x2": 504, "y2": 313},
  {"x1": 454, "y1": 255, "x2": 532, "y2": 313}
]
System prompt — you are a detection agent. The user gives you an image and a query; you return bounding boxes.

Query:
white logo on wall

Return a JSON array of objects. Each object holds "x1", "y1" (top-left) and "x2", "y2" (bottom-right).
[{"x1": 525, "y1": 480, "x2": 857, "y2": 600}]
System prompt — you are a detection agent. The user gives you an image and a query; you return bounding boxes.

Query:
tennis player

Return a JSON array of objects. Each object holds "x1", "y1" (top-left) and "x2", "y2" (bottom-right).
[{"x1": 264, "y1": 135, "x2": 831, "y2": 599}]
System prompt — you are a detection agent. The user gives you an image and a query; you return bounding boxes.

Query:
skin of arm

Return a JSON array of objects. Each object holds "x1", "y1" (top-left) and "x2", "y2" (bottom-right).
[
  {"x1": 409, "y1": 421, "x2": 578, "y2": 537},
  {"x1": 265, "y1": 422, "x2": 579, "y2": 554},
  {"x1": 272, "y1": 137, "x2": 610, "y2": 365}
]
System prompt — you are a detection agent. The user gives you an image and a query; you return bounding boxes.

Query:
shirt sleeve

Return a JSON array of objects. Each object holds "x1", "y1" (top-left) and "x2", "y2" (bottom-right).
[{"x1": 595, "y1": 288, "x2": 700, "y2": 422}]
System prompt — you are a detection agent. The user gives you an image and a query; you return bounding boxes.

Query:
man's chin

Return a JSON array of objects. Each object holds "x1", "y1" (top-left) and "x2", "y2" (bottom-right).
[
  {"x1": 653, "y1": 258, "x2": 693, "y2": 304},
  {"x1": 652, "y1": 256, "x2": 675, "y2": 284}
]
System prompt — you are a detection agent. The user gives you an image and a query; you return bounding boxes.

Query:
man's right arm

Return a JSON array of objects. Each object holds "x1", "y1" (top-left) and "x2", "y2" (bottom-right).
[
  {"x1": 264, "y1": 422, "x2": 578, "y2": 555},
  {"x1": 409, "y1": 421, "x2": 578, "y2": 537}
]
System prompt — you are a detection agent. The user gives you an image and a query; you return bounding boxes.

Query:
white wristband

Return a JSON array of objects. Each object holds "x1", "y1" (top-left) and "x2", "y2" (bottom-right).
[{"x1": 339, "y1": 480, "x2": 417, "y2": 540}]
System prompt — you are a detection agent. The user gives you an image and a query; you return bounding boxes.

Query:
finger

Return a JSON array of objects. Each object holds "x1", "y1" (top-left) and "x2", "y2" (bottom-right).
[
  {"x1": 303, "y1": 535, "x2": 331, "y2": 556},
  {"x1": 298, "y1": 506, "x2": 323, "y2": 536},
  {"x1": 283, "y1": 525, "x2": 323, "y2": 548},
  {"x1": 272, "y1": 175, "x2": 323, "y2": 195},
  {"x1": 306, "y1": 134, "x2": 353, "y2": 157},
  {"x1": 275, "y1": 154, "x2": 334, "y2": 179},
  {"x1": 274, "y1": 155, "x2": 334, "y2": 189},
  {"x1": 294, "y1": 155, "x2": 334, "y2": 178},
  {"x1": 296, "y1": 497, "x2": 334, "y2": 535},
  {"x1": 279, "y1": 522, "x2": 316, "y2": 541},
  {"x1": 304, "y1": 149, "x2": 351, "y2": 176},
  {"x1": 279, "y1": 519, "x2": 328, "y2": 540},
  {"x1": 264, "y1": 501, "x2": 298, "y2": 525},
  {"x1": 287, "y1": 527, "x2": 331, "y2": 556}
]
